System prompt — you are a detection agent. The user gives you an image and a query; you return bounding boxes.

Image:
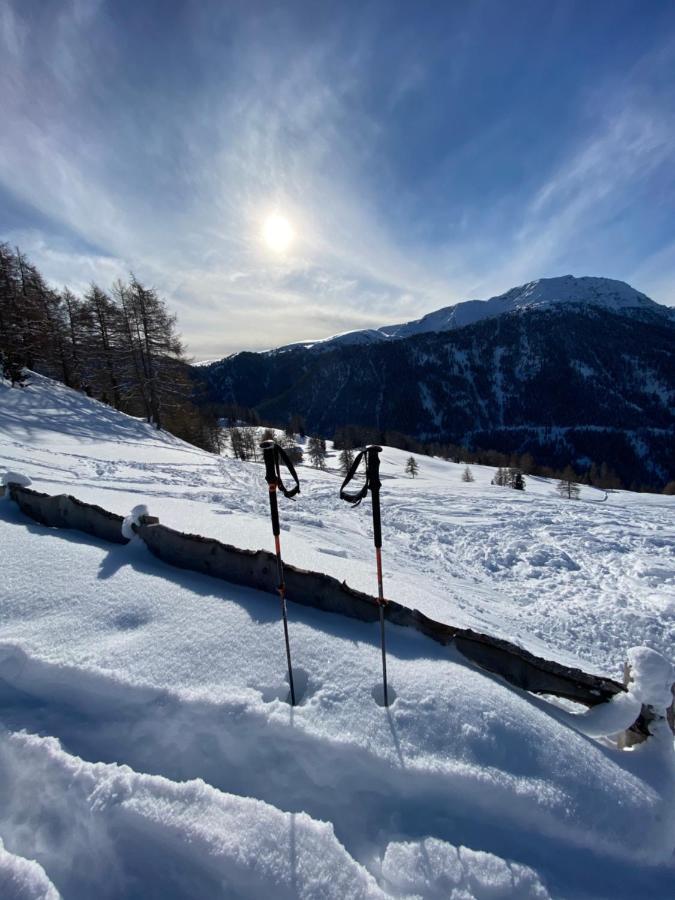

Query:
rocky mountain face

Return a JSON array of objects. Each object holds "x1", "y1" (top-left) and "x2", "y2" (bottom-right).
[{"x1": 197, "y1": 278, "x2": 675, "y2": 489}]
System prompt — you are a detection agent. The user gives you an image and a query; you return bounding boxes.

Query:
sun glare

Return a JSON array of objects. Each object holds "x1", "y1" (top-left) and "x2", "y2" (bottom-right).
[{"x1": 263, "y1": 214, "x2": 294, "y2": 253}]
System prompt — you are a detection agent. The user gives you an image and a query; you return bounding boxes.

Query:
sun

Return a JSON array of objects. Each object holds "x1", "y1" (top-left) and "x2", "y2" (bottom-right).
[{"x1": 262, "y1": 213, "x2": 294, "y2": 253}]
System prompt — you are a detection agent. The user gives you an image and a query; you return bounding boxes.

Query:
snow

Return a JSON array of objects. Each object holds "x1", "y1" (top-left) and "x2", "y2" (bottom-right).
[
  {"x1": 380, "y1": 839, "x2": 551, "y2": 899},
  {"x1": 0, "y1": 728, "x2": 385, "y2": 900},
  {"x1": 0, "y1": 373, "x2": 674, "y2": 898},
  {"x1": 2, "y1": 471, "x2": 32, "y2": 490},
  {"x1": 627, "y1": 646, "x2": 675, "y2": 710},
  {"x1": 121, "y1": 504, "x2": 150, "y2": 541},
  {"x1": 553, "y1": 688, "x2": 642, "y2": 739},
  {"x1": 1, "y1": 501, "x2": 674, "y2": 896},
  {"x1": 0, "y1": 838, "x2": 60, "y2": 900},
  {"x1": 2, "y1": 374, "x2": 674, "y2": 675}
]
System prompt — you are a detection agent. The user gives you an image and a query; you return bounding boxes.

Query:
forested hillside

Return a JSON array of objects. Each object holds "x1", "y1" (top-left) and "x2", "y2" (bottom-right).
[
  {"x1": 199, "y1": 303, "x2": 675, "y2": 491},
  {"x1": 0, "y1": 244, "x2": 219, "y2": 451}
]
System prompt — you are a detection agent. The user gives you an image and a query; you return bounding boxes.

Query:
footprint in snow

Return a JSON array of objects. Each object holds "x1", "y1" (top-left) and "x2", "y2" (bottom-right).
[{"x1": 259, "y1": 667, "x2": 312, "y2": 706}]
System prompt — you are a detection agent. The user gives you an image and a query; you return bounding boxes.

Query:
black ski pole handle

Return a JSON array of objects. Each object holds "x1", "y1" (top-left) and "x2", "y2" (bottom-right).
[
  {"x1": 261, "y1": 440, "x2": 278, "y2": 484},
  {"x1": 260, "y1": 440, "x2": 281, "y2": 536},
  {"x1": 260, "y1": 440, "x2": 301, "y2": 499},
  {"x1": 366, "y1": 446, "x2": 382, "y2": 548}
]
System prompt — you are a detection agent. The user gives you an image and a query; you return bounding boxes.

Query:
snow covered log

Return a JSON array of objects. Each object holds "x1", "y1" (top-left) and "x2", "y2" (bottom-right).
[
  {"x1": 7, "y1": 483, "x2": 128, "y2": 545},
  {"x1": 132, "y1": 520, "x2": 646, "y2": 723}
]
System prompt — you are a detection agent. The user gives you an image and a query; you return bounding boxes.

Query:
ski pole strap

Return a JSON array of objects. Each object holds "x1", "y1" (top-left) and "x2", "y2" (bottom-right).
[
  {"x1": 260, "y1": 440, "x2": 301, "y2": 499},
  {"x1": 339, "y1": 445, "x2": 382, "y2": 508}
]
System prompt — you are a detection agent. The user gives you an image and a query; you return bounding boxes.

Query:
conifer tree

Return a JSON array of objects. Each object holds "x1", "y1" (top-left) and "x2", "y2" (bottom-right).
[
  {"x1": 280, "y1": 433, "x2": 303, "y2": 465},
  {"x1": 406, "y1": 456, "x2": 419, "y2": 478},
  {"x1": 557, "y1": 466, "x2": 580, "y2": 499},
  {"x1": 308, "y1": 435, "x2": 327, "y2": 468},
  {"x1": 339, "y1": 447, "x2": 355, "y2": 476}
]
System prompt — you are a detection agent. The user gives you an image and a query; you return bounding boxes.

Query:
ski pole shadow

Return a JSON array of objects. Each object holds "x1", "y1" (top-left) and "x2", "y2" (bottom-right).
[
  {"x1": 289, "y1": 811, "x2": 297, "y2": 896},
  {"x1": 387, "y1": 707, "x2": 405, "y2": 769}
]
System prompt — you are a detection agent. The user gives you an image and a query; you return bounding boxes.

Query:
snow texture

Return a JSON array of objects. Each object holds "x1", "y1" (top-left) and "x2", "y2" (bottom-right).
[
  {"x1": 0, "y1": 373, "x2": 674, "y2": 899},
  {"x1": 381, "y1": 838, "x2": 551, "y2": 899},
  {"x1": 0, "y1": 838, "x2": 60, "y2": 900}
]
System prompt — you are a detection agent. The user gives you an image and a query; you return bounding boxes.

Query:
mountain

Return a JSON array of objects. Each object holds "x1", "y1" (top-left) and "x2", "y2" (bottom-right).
[
  {"x1": 196, "y1": 277, "x2": 675, "y2": 488},
  {"x1": 272, "y1": 275, "x2": 669, "y2": 354}
]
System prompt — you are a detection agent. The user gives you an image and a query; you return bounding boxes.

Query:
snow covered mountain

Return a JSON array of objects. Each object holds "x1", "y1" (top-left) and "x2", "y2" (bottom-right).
[
  {"x1": 198, "y1": 289, "x2": 675, "y2": 489},
  {"x1": 272, "y1": 276, "x2": 670, "y2": 353}
]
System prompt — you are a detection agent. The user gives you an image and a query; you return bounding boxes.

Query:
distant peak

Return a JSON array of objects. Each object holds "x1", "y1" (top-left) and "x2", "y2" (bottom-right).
[{"x1": 231, "y1": 275, "x2": 667, "y2": 359}]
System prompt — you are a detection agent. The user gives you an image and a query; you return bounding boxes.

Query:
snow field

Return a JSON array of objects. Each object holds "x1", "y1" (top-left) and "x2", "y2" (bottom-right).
[
  {"x1": 1, "y1": 374, "x2": 673, "y2": 674},
  {"x1": 0, "y1": 499, "x2": 674, "y2": 897},
  {"x1": 1, "y1": 373, "x2": 675, "y2": 898}
]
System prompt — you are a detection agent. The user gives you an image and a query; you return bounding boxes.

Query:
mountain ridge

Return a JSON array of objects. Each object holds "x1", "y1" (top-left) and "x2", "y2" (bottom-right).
[
  {"x1": 265, "y1": 275, "x2": 671, "y2": 357},
  {"x1": 196, "y1": 298, "x2": 675, "y2": 489}
]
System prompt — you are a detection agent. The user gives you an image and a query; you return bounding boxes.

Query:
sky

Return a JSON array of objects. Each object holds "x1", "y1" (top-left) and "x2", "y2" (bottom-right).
[{"x1": 1, "y1": 0, "x2": 675, "y2": 359}]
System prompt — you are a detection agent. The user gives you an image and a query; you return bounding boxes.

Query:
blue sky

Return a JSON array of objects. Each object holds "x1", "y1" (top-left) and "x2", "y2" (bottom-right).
[{"x1": 1, "y1": 0, "x2": 674, "y2": 358}]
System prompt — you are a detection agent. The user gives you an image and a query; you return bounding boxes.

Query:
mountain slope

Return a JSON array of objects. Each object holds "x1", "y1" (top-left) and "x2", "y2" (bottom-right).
[
  {"x1": 199, "y1": 302, "x2": 675, "y2": 488},
  {"x1": 272, "y1": 275, "x2": 670, "y2": 353},
  {"x1": 1, "y1": 373, "x2": 675, "y2": 899}
]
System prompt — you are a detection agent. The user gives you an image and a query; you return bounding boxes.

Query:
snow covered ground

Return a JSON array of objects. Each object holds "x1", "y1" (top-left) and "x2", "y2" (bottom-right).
[
  {"x1": 1, "y1": 374, "x2": 673, "y2": 674},
  {"x1": 0, "y1": 374, "x2": 674, "y2": 898}
]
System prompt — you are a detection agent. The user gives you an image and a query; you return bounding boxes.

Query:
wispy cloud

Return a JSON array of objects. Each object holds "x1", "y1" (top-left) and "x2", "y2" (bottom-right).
[{"x1": 1, "y1": 0, "x2": 674, "y2": 358}]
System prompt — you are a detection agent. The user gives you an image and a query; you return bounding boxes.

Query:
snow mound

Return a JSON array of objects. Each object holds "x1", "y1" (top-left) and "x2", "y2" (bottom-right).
[
  {"x1": 2, "y1": 471, "x2": 32, "y2": 489},
  {"x1": 0, "y1": 729, "x2": 383, "y2": 900},
  {"x1": 627, "y1": 646, "x2": 675, "y2": 710},
  {"x1": 121, "y1": 504, "x2": 150, "y2": 541},
  {"x1": 556, "y1": 646, "x2": 674, "y2": 740},
  {"x1": 0, "y1": 839, "x2": 60, "y2": 900},
  {"x1": 381, "y1": 837, "x2": 550, "y2": 899},
  {"x1": 556, "y1": 690, "x2": 641, "y2": 739}
]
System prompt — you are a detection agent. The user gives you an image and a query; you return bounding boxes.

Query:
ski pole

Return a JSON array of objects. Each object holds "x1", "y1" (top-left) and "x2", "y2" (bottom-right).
[
  {"x1": 339, "y1": 444, "x2": 389, "y2": 706},
  {"x1": 367, "y1": 446, "x2": 388, "y2": 707},
  {"x1": 260, "y1": 439, "x2": 300, "y2": 706}
]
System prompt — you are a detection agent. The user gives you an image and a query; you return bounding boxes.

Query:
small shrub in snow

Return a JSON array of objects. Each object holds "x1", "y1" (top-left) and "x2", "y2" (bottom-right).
[
  {"x1": 492, "y1": 466, "x2": 525, "y2": 490},
  {"x1": 461, "y1": 466, "x2": 474, "y2": 483},
  {"x1": 511, "y1": 470, "x2": 525, "y2": 490},
  {"x1": 405, "y1": 457, "x2": 419, "y2": 478}
]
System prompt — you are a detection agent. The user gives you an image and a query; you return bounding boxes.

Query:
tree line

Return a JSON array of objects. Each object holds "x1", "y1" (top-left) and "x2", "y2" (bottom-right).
[
  {"x1": 330, "y1": 423, "x2": 630, "y2": 491},
  {"x1": 0, "y1": 244, "x2": 220, "y2": 452}
]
